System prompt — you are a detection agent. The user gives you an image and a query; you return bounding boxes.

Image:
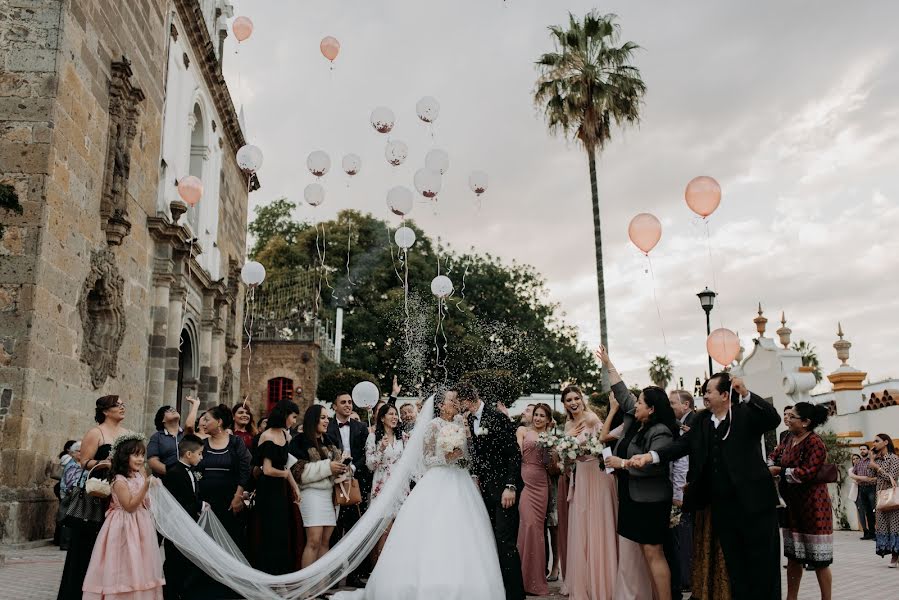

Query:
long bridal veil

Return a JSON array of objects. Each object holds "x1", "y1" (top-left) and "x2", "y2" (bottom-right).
[{"x1": 148, "y1": 396, "x2": 435, "y2": 600}]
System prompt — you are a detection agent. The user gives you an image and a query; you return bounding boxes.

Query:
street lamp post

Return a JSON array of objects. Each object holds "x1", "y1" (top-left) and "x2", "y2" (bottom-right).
[{"x1": 697, "y1": 287, "x2": 717, "y2": 377}]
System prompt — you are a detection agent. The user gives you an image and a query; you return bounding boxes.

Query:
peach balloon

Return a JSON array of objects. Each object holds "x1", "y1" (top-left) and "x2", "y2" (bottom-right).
[
  {"x1": 707, "y1": 328, "x2": 740, "y2": 366},
  {"x1": 320, "y1": 36, "x2": 340, "y2": 62},
  {"x1": 627, "y1": 213, "x2": 662, "y2": 255},
  {"x1": 685, "y1": 176, "x2": 721, "y2": 218},
  {"x1": 232, "y1": 16, "x2": 253, "y2": 42},
  {"x1": 177, "y1": 175, "x2": 203, "y2": 207}
]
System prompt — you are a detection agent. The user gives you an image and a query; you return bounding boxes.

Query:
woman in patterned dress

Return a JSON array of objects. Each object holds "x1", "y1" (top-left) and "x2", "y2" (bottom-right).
[
  {"x1": 868, "y1": 433, "x2": 899, "y2": 566},
  {"x1": 366, "y1": 403, "x2": 408, "y2": 565},
  {"x1": 768, "y1": 402, "x2": 832, "y2": 600}
]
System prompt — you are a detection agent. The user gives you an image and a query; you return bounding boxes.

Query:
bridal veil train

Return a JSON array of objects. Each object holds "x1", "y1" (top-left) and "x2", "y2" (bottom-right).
[{"x1": 148, "y1": 396, "x2": 503, "y2": 599}]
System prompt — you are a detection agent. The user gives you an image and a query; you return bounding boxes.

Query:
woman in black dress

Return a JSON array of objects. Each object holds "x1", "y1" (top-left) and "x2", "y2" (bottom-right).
[
  {"x1": 196, "y1": 404, "x2": 252, "y2": 547},
  {"x1": 249, "y1": 399, "x2": 303, "y2": 574},
  {"x1": 57, "y1": 395, "x2": 130, "y2": 600}
]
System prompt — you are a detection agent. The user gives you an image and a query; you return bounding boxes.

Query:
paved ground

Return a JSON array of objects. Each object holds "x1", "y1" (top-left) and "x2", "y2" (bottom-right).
[{"x1": 0, "y1": 531, "x2": 889, "y2": 599}]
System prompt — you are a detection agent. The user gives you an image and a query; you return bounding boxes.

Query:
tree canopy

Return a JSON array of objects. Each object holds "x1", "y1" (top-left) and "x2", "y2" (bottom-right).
[{"x1": 248, "y1": 201, "x2": 599, "y2": 396}]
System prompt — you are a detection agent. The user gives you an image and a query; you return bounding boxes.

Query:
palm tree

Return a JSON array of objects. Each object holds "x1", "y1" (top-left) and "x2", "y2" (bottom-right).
[
  {"x1": 648, "y1": 355, "x2": 674, "y2": 389},
  {"x1": 535, "y1": 12, "x2": 646, "y2": 391},
  {"x1": 791, "y1": 340, "x2": 823, "y2": 383}
]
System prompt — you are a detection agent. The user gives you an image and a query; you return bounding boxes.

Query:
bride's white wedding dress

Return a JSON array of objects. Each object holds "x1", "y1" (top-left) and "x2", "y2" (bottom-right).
[{"x1": 335, "y1": 416, "x2": 505, "y2": 600}]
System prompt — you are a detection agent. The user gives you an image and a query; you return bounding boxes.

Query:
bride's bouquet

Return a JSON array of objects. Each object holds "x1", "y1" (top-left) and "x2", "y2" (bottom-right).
[
  {"x1": 583, "y1": 433, "x2": 605, "y2": 457},
  {"x1": 436, "y1": 422, "x2": 467, "y2": 466}
]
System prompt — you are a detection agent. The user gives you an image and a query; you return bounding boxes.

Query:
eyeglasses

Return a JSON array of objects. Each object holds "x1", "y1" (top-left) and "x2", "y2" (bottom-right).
[{"x1": 113, "y1": 402, "x2": 126, "y2": 408}]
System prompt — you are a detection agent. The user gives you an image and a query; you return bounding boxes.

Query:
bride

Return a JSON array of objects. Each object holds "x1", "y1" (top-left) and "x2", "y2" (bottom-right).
[
  {"x1": 335, "y1": 392, "x2": 504, "y2": 599},
  {"x1": 148, "y1": 393, "x2": 504, "y2": 600}
]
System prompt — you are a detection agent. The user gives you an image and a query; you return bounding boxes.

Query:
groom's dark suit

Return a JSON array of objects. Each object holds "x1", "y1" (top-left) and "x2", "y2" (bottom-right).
[{"x1": 468, "y1": 403, "x2": 525, "y2": 600}]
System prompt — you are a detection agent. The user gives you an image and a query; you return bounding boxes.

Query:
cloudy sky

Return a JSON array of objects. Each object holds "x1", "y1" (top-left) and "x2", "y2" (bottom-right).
[{"x1": 223, "y1": 0, "x2": 899, "y2": 391}]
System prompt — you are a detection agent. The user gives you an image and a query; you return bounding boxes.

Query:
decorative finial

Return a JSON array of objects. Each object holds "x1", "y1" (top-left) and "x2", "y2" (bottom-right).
[
  {"x1": 735, "y1": 330, "x2": 745, "y2": 363},
  {"x1": 833, "y1": 323, "x2": 851, "y2": 365},
  {"x1": 776, "y1": 311, "x2": 792, "y2": 349},
  {"x1": 754, "y1": 303, "x2": 768, "y2": 337}
]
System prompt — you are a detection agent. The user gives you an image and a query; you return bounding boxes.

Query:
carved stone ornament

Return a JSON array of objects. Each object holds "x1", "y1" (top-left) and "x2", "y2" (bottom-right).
[
  {"x1": 78, "y1": 249, "x2": 127, "y2": 388},
  {"x1": 220, "y1": 360, "x2": 233, "y2": 403},
  {"x1": 100, "y1": 58, "x2": 145, "y2": 246}
]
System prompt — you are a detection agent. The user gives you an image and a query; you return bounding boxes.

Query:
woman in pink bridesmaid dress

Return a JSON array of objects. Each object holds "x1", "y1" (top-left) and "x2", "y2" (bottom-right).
[
  {"x1": 560, "y1": 385, "x2": 619, "y2": 600},
  {"x1": 517, "y1": 404, "x2": 553, "y2": 596}
]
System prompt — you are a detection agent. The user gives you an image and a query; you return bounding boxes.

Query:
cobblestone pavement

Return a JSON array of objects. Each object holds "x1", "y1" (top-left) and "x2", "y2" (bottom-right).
[{"x1": 0, "y1": 531, "x2": 889, "y2": 599}]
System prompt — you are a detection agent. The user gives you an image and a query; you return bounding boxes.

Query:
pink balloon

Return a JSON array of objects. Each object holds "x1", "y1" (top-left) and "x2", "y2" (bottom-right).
[
  {"x1": 707, "y1": 328, "x2": 740, "y2": 367},
  {"x1": 232, "y1": 16, "x2": 253, "y2": 43},
  {"x1": 627, "y1": 213, "x2": 662, "y2": 255},
  {"x1": 320, "y1": 36, "x2": 340, "y2": 62},
  {"x1": 685, "y1": 176, "x2": 721, "y2": 218},
  {"x1": 177, "y1": 175, "x2": 203, "y2": 207}
]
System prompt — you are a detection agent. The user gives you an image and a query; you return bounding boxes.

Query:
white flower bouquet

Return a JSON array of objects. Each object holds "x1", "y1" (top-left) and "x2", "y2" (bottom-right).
[
  {"x1": 669, "y1": 505, "x2": 682, "y2": 528},
  {"x1": 552, "y1": 434, "x2": 582, "y2": 461},
  {"x1": 583, "y1": 433, "x2": 605, "y2": 457},
  {"x1": 436, "y1": 423, "x2": 467, "y2": 456}
]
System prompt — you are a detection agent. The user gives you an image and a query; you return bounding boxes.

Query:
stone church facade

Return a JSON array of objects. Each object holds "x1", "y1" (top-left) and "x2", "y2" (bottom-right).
[{"x1": 0, "y1": 0, "x2": 251, "y2": 543}]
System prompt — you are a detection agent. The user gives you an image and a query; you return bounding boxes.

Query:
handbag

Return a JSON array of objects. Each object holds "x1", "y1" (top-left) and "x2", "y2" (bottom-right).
[
  {"x1": 877, "y1": 475, "x2": 899, "y2": 513},
  {"x1": 62, "y1": 468, "x2": 108, "y2": 528},
  {"x1": 333, "y1": 477, "x2": 362, "y2": 507},
  {"x1": 813, "y1": 463, "x2": 838, "y2": 484}
]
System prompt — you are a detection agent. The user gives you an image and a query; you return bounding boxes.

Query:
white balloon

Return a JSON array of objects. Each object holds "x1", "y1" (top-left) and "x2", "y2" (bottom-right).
[
  {"x1": 352, "y1": 380, "x2": 380, "y2": 408},
  {"x1": 386, "y1": 186, "x2": 414, "y2": 216},
  {"x1": 385, "y1": 140, "x2": 408, "y2": 166},
  {"x1": 304, "y1": 183, "x2": 325, "y2": 207},
  {"x1": 307, "y1": 151, "x2": 331, "y2": 177},
  {"x1": 430, "y1": 275, "x2": 453, "y2": 299},
  {"x1": 394, "y1": 226, "x2": 416, "y2": 249},
  {"x1": 240, "y1": 261, "x2": 266, "y2": 286},
  {"x1": 425, "y1": 148, "x2": 450, "y2": 175},
  {"x1": 416, "y1": 96, "x2": 440, "y2": 123},
  {"x1": 414, "y1": 168, "x2": 442, "y2": 198},
  {"x1": 370, "y1": 106, "x2": 395, "y2": 134},
  {"x1": 469, "y1": 170, "x2": 488, "y2": 196},
  {"x1": 236, "y1": 144, "x2": 263, "y2": 172},
  {"x1": 342, "y1": 153, "x2": 361, "y2": 176}
]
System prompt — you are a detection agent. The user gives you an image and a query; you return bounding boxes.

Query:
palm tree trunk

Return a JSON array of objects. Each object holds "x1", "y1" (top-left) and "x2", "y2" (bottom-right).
[{"x1": 587, "y1": 147, "x2": 610, "y2": 392}]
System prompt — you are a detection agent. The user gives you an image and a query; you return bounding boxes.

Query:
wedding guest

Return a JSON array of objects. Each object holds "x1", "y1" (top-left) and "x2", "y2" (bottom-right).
[
  {"x1": 560, "y1": 384, "x2": 618, "y2": 599},
  {"x1": 232, "y1": 403, "x2": 257, "y2": 450},
  {"x1": 631, "y1": 372, "x2": 781, "y2": 600},
  {"x1": 82, "y1": 435, "x2": 164, "y2": 600},
  {"x1": 399, "y1": 401, "x2": 418, "y2": 434},
  {"x1": 196, "y1": 404, "x2": 252, "y2": 548},
  {"x1": 366, "y1": 403, "x2": 408, "y2": 565},
  {"x1": 148, "y1": 396, "x2": 200, "y2": 476},
  {"x1": 290, "y1": 404, "x2": 348, "y2": 568},
  {"x1": 162, "y1": 434, "x2": 204, "y2": 600},
  {"x1": 327, "y1": 391, "x2": 372, "y2": 587},
  {"x1": 600, "y1": 347, "x2": 676, "y2": 600},
  {"x1": 779, "y1": 405, "x2": 794, "y2": 444},
  {"x1": 517, "y1": 404, "x2": 535, "y2": 431},
  {"x1": 869, "y1": 433, "x2": 899, "y2": 566},
  {"x1": 516, "y1": 403, "x2": 552, "y2": 596},
  {"x1": 56, "y1": 395, "x2": 130, "y2": 600},
  {"x1": 848, "y1": 443, "x2": 877, "y2": 540},
  {"x1": 767, "y1": 402, "x2": 833, "y2": 600},
  {"x1": 667, "y1": 390, "x2": 694, "y2": 597},
  {"x1": 56, "y1": 441, "x2": 83, "y2": 550},
  {"x1": 250, "y1": 400, "x2": 303, "y2": 574},
  {"x1": 52, "y1": 440, "x2": 75, "y2": 545},
  {"x1": 670, "y1": 390, "x2": 697, "y2": 431}
]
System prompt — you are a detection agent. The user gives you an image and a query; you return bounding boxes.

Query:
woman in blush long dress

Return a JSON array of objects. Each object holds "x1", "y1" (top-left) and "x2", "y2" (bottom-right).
[
  {"x1": 517, "y1": 403, "x2": 553, "y2": 596},
  {"x1": 561, "y1": 385, "x2": 618, "y2": 600}
]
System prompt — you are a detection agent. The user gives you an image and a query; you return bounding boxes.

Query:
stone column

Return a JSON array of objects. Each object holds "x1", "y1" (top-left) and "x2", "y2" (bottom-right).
[
  {"x1": 146, "y1": 269, "x2": 173, "y2": 418},
  {"x1": 163, "y1": 284, "x2": 186, "y2": 405}
]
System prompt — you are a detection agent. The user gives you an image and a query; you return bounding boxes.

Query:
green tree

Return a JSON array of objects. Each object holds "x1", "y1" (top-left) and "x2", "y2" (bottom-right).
[
  {"x1": 791, "y1": 340, "x2": 823, "y2": 383},
  {"x1": 460, "y1": 369, "x2": 524, "y2": 408},
  {"x1": 248, "y1": 196, "x2": 311, "y2": 257},
  {"x1": 250, "y1": 210, "x2": 598, "y2": 396},
  {"x1": 316, "y1": 367, "x2": 378, "y2": 406},
  {"x1": 648, "y1": 355, "x2": 674, "y2": 389},
  {"x1": 535, "y1": 12, "x2": 646, "y2": 390}
]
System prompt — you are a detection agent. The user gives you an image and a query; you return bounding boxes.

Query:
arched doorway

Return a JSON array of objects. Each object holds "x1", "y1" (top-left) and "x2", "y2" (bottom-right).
[
  {"x1": 177, "y1": 326, "x2": 197, "y2": 413},
  {"x1": 267, "y1": 377, "x2": 294, "y2": 414}
]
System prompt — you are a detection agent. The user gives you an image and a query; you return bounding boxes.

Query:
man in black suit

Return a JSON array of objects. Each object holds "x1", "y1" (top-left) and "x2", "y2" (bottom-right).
[
  {"x1": 452, "y1": 382, "x2": 525, "y2": 600},
  {"x1": 162, "y1": 434, "x2": 204, "y2": 600},
  {"x1": 665, "y1": 389, "x2": 696, "y2": 596},
  {"x1": 326, "y1": 391, "x2": 372, "y2": 587},
  {"x1": 633, "y1": 373, "x2": 782, "y2": 600}
]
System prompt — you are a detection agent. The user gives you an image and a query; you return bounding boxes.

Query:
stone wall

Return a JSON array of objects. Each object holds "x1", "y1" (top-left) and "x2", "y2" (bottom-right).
[{"x1": 239, "y1": 341, "x2": 321, "y2": 419}]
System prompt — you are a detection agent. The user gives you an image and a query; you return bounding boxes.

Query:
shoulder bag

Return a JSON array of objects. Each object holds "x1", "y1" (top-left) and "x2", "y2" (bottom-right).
[
  {"x1": 877, "y1": 474, "x2": 899, "y2": 512},
  {"x1": 62, "y1": 466, "x2": 108, "y2": 528}
]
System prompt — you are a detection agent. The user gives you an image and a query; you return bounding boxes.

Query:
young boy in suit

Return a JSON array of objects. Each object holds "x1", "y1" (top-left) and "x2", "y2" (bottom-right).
[{"x1": 162, "y1": 434, "x2": 204, "y2": 599}]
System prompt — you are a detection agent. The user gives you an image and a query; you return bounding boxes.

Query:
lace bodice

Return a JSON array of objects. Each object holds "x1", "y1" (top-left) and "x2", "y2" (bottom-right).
[{"x1": 423, "y1": 416, "x2": 470, "y2": 470}]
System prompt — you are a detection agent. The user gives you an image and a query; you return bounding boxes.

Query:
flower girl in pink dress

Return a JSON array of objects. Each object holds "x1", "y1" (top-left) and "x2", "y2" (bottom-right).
[{"x1": 83, "y1": 434, "x2": 164, "y2": 600}]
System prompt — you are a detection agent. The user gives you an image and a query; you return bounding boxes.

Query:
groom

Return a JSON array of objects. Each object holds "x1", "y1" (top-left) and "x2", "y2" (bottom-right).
[{"x1": 450, "y1": 381, "x2": 525, "y2": 600}]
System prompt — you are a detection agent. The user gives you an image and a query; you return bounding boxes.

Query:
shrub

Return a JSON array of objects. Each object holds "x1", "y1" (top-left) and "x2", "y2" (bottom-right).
[{"x1": 316, "y1": 367, "x2": 378, "y2": 406}]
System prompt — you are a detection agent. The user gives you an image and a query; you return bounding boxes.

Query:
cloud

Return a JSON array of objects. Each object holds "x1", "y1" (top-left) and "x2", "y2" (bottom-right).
[{"x1": 226, "y1": 0, "x2": 899, "y2": 390}]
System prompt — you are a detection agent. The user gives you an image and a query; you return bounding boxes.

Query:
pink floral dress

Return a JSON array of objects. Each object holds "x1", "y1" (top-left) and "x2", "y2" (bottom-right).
[{"x1": 366, "y1": 432, "x2": 408, "y2": 500}]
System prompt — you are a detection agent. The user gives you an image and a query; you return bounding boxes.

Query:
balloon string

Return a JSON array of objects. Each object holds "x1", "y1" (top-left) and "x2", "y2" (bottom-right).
[
  {"x1": 385, "y1": 222, "x2": 404, "y2": 287},
  {"x1": 243, "y1": 287, "x2": 256, "y2": 404},
  {"x1": 705, "y1": 220, "x2": 724, "y2": 331},
  {"x1": 454, "y1": 252, "x2": 471, "y2": 313},
  {"x1": 313, "y1": 217, "x2": 322, "y2": 316},
  {"x1": 434, "y1": 298, "x2": 449, "y2": 383},
  {"x1": 345, "y1": 217, "x2": 355, "y2": 286},
  {"x1": 320, "y1": 222, "x2": 335, "y2": 301},
  {"x1": 647, "y1": 255, "x2": 668, "y2": 352}
]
